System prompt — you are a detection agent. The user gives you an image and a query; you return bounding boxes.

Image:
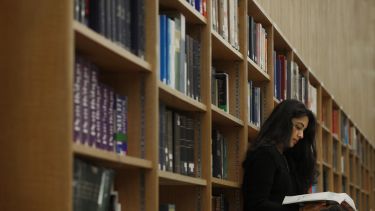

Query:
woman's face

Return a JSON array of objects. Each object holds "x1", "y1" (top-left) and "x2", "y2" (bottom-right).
[{"x1": 289, "y1": 116, "x2": 309, "y2": 148}]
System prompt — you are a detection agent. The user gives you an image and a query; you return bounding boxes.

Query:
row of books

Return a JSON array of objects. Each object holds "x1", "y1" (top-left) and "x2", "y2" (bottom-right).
[
  {"x1": 159, "y1": 13, "x2": 201, "y2": 101},
  {"x1": 212, "y1": 129, "x2": 228, "y2": 179},
  {"x1": 273, "y1": 53, "x2": 308, "y2": 104},
  {"x1": 74, "y1": 55, "x2": 128, "y2": 155},
  {"x1": 159, "y1": 203, "x2": 176, "y2": 211},
  {"x1": 322, "y1": 132, "x2": 330, "y2": 163},
  {"x1": 341, "y1": 113, "x2": 349, "y2": 145},
  {"x1": 211, "y1": 0, "x2": 240, "y2": 50},
  {"x1": 331, "y1": 142, "x2": 348, "y2": 174},
  {"x1": 248, "y1": 80, "x2": 263, "y2": 127},
  {"x1": 333, "y1": 141, "x2": 339, "y2": 171},
  {"x1": 332, "y1": 109, "x2": 340, "y2": 136},
  {"x1": 159, "y1": 103, "x2": 197, "y2": 176},
  {"x1": 248, "y1": 16, "x2": 268, "y2": 73},
  {"x1": 74, "y1": 158, "x2": 121, "y2": 211},
  {"x1": 211, "y1": 67, "x2": 229, "y2": 112},
  {"x1": 212, "y1": 193, "x2": 229, "y2": 211},
  {"x1": 307, "y1": 82, "x2": 317, "y2": 115},
  {"x1": 331, "y1": 111, "x2": 366, "y2": 162},
  {"x1": 74, "y1": 0, "x2": 145, "y2": 58},
  {"x1": 185, "y1": 0, "x2": 207, "y2": 17}
]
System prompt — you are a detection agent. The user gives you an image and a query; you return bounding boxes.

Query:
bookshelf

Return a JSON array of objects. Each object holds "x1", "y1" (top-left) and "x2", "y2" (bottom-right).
[{"x1": 1, "y1": 0, "x2": 374, "y2": 211}]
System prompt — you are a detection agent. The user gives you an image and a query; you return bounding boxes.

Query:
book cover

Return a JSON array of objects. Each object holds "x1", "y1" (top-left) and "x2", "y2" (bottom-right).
[{"x1": 214, "y1": 72, "x2": 229, "y2": 112}]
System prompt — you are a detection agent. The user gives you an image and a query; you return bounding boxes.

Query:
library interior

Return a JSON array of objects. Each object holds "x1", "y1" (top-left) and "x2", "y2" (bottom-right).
[{"x1": 1, "y1": 0, "x2": 374, "y2": 211}]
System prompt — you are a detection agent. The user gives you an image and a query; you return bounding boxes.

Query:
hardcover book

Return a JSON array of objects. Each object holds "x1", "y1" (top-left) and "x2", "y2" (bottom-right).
[{"x1": 282, "y1": 192, "x2": 356, "y2": 211}]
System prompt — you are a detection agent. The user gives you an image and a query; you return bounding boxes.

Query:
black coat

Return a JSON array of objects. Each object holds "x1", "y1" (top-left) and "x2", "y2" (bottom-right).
[{"x1": 242, "y1": 145, "x2": 300, "y2": 211}]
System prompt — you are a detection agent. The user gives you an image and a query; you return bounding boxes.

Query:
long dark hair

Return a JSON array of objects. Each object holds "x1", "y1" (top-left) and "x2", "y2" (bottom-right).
[{"x1": 244, "y1": 99, "x2": 317, "y2": 193}]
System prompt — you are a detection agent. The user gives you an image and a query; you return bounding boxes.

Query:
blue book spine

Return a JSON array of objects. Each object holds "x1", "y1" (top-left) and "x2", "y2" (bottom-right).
[
  {"x1": 166, "y1": 17, "x2": 172, "y2": 85},
  {"x1": 159, "y1": 15, "x2": 167, "y2": 83},
  {"x1": 195, "y1": 0, "x2": 201, "y2": 12}
]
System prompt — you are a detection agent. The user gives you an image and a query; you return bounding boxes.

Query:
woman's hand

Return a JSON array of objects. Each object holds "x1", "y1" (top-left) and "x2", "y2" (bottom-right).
[{"x1": 299, "y1": 202, "x2": 327, "y2": 211}]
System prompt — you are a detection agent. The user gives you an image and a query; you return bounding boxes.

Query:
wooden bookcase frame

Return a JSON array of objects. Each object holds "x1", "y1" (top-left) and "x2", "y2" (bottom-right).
[{"x1": 1, "y1": 0, "x2": 374, "y2": 210}]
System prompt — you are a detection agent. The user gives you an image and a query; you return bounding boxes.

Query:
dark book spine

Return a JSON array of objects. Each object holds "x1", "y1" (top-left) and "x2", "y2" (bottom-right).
[
  {"x1": 193, "y1": 38, "x2": 201, "y2": 101},
  {"x1": 88, "y1": 0, "x2": 99, "y2": 32},
  {"x1": 105, "y1": 0, "x2": 112, "y2": 39},
  {"x1": 101, "y1": 85, "x2": 109, "y2": 150},
  {"x1": 96, "y1": 84, "x2": 103, "y2": 149},
  {"x1": 99, "y1": 0, "x2": 106, "y2": 35},
  {"x1": 111, "y1": 0, "x2": 117, "y2": 42},
  {"x1": 89, "y1": 64, "x2": 98, "y2": 147},
  {"x1": 159, "y1": 103, "x2": 166, "y2": 170},
  {"x1": 215, "y1": 73, "x2": 229, "y2": 112},
  {"x1": 107, "y1": 88, "x2": 115, "y2": 152},
  {"x1": 81, "y1": 58, "x2": 91, "y2": 145},
  {"x1": 186, "y1": 116, "x2": 195, "y2": 176},
  {"x1": 115, "y1": 0, "x2": 124, "y2": 47},
  {"x1": 189, "y1": 36, "x2": 194, "y2": 99},
  {"x1": 173, "y1": 112, "x2": 181, "y2": 174},
  {"x1": 166, "y1": 110, "x2": 174, "y2": 172},
  {"x1": 124, "y1": 0, "x2": 131, "y2": 50},
  {"x1": 131, "y1": 0, "x2": 145, "y2": 58}
]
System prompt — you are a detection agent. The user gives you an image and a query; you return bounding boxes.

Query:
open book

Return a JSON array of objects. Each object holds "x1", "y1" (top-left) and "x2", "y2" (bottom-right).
[{"x1": 282, "y1": 192, "x2": 356, "y2": 211}]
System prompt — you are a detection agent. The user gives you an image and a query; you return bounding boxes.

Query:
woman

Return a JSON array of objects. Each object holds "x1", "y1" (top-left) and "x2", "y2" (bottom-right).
[{"x1": 242, "y1": 99, "x2": 322, "y2": 211}]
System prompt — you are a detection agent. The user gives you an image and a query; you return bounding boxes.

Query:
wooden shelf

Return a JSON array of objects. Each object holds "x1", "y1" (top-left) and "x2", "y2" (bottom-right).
[
  {"x1": 247, "y1": 58, "x2": 270, "y2": 82},
  {"x1": 322, "y1": 124, "x2": 331, "y2": 134},
  {"x1": 273, "y1": 97, "x2": 280, "y2": 106},
  {"x1": 211, "y1": 177, "x2": 240, "y2": 188},
  {"x1": 248, "y1": 123, "x2": 260, "y2": 140},
  {"x1": 3, "y1": 1, "x2": 374, "y2": 211},
  {"x1": 247, "y1": 0, "x2": 272, "y2": 26},
  {"x1": 159, "y1": 81, "x2": 207, "y2": 112},
  {"x1": 211, "y1": 30, "x2": 243, "y2": 61},
  {"x1": 332, "y1": 134, "x2": 340, "y2": 141},
  {"x1": 322, "y1": 161, "x2": 332, "y2": 169},
  {"x1": 159, "y1": 0, "x2": 207, "y2": 24},
  {"x1": 73, "y1": 144, "x2": 153, "y2": 169},
  {"x1": 158, "y1": 170, "x2": 207, "y2": 186},
  {"x1": 74, "y1": 21, "x2": 151, "y2": 73},
  {"x1": 211, "y1": 105, "x2": 244, "y2": 127}
]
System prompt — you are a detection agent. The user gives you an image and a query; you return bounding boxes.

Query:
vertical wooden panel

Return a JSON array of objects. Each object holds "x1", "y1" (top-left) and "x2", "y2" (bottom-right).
[
  {"x1": 144, "y1": 0, "x2": 159, "y2": 210},
  {"x1": 0, "y1": 1, "x2": 73, "y2": 211}
]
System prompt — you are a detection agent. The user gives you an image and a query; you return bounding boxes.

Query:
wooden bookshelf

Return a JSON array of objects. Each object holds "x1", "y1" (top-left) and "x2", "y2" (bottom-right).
[{"x1": 1, "y1": 0, "x2": 374, "y2": 211}]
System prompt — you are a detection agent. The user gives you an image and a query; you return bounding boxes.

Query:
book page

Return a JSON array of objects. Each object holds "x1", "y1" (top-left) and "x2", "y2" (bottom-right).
[{"x1": 282, "y1": 192, "x2": 356, "y2": 211}]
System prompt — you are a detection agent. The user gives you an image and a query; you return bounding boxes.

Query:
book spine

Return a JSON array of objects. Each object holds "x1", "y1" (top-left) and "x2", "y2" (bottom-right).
[
  {"x1": 81, "y1": 58, "x2": 91, "y2": 146},
  {"x1": 96, "y1": 84, "x2": 102, "y2": 149},
  {"x1": 74, "y1": 55, "x2": 83, "y2": 144},
  {"x1": 107, "y1": 89, "x2": 115, "y2": 152},
  {"x1": 114, "y1": 94, "x2": 128, "y2": 155},
  {"x1": 131, "y1": 0, "x2": 145, "y2": 58},
  {"x1": 89, "y1": 64, "x2": 98, "y2": 147}
]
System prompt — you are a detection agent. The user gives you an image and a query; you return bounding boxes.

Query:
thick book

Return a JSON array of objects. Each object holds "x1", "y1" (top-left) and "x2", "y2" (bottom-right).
[{"x1": 282, "y1": 192, "x2": 356, "y2": 211}]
